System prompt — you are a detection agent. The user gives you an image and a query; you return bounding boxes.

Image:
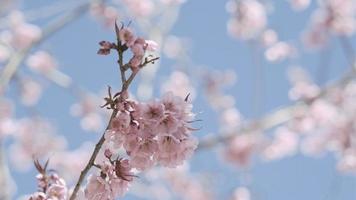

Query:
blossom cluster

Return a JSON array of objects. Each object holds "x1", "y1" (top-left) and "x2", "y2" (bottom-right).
[
  {"x1": 226, "y1": 0, "x2": 267, "y2": 40},
  {"x1": 97, "y1": 26, "x2": 157, "y2": 71},
  {"x1": 85, "y1": 158, "x2": 134, "y2": 199},
  {"x1": 104, "y1": 92, "x2": 198, "y2": 170},
  {"x1": 304, "y1": 0, "x2": 356, "y2": 48},
  {"x1": 28, "y1": 160, "x2": 68, "y2": 200},
  {"x1": 80, "y1": 24, "x2": 198, "y2": 200},
  {"x1": 83, "y1": 92, "x2": 198, "y2": 199}
]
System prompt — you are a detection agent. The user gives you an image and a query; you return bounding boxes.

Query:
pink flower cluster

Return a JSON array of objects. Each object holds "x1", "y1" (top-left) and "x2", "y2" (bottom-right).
[
  {"x1": 98, "y1": 27, "x2": 157, "y2": 71},
  {"x1": 288, "y1": 80, "x2": 356, "y2": 173},
  {"x1": 28, "y1": 161, "x2": 68, "y2": 200},
  {"x1": 303, "y1": 0, "x2": 356, "y2": 48},
  {"x1": 85, "y1": 159, "x2": 134, "y2": 200},
  {"x1": 104, "y1": 92, "x2": 198, "y2": 170}
]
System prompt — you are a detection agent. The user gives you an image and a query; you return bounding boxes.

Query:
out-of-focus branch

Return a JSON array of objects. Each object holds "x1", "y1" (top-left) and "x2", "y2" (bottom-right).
[
  {"x1": 197, "y1": 68, "x2": 356, "y2": 151},
  {"x1": 0, "y1": 0, "x2": 102, "y2": 93},
  {"x1": 0, "y1": 141, "x2": 15, "y2": 200}
]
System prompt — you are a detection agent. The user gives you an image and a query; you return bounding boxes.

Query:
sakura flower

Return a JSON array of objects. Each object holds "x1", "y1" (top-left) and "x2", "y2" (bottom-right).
[
  {"x1": 85, "y1": 159, "x2": 134, "y2": 199},
  {"x1": 142, "y1": 100, "x2": 165, "y2": 125},
  {"x1": 118, "y1": 28, "x2": 136, "y2": 47},
  {"x1": 97, "y1": 41, "x2": 115, "y2": 55},
  {"x1": 47, "y1": 184, "x2": 67, "y2": 200},
  {"x1": 28, "y1": 192, "x2": 46, "y2": 200},
  {"x1": 145, "y1": 40, "x2": 159, "y2": 51},
  {"x1": 27, "y1": 161, "x2": 68, "y2": 200},
  {"x1": 85, "y1": 175, "x2": 112, "y2": 200}
]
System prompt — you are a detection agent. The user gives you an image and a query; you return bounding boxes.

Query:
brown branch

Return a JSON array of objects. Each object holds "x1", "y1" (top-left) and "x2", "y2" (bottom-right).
[{"x1": 69, "y1": 108, "x2": 118, "y2": 200}]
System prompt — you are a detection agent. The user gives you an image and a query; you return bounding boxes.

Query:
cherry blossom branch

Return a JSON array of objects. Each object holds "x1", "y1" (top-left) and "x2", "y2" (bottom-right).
[
  {"x1": 69, "y1": 31, "x2": 159, "y2": 198},
  {"x1": 0, "y1": 0, "x2": 101, "y2": 92}
]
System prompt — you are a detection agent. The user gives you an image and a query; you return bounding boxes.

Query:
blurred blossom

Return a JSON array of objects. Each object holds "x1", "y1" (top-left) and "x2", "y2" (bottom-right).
[
  {"x1": 161, "y1": 70, "x2": 196, "y2": 100},
  {"x1": 260, "y1": 29, "x2": 278, "y2": 47},
  {"x1": 262, "y1": 127, "x2": 299, "y2": 161},
  {"x1": 121, "y1": 0, "x2": 155, "y2": 17},
  {"x1": 51, "y1": 142, "x2": 93, "y2": 183},
  {"x1": 70, "y1": 94, "x2": 104, "y2": 132},
  {"x1": 19, "y1": 78, "x2": 43, "y2": 106},
  {"x1": 226, "y1": 0, "x2": 267, "y2": 40},
  {"x1": 90, "y1": 3, "x2": 119, "y2": 28},
  {"x1": 303, "y1": 0, "x2": 356, "y2": 49},
  {"x1": 1, "y1": 11, "x2": 42, "y2": 49},
  {"x1": 9, "y1": 118, "x2": 67, "y2": 171},
  {"x1": 220, "y1": 108, "x2": 242, "y2": 132},
  {"x1": 286, "y1": 79, "x2": 356, "y2": 173},
  {"x1": 203, "y1": 69, "x2": 237, "y2": 110},
  {"x1": 302, "y1": 27, "x2": 329, "y2": 49},
  {"x1": 224, "y1": 134, "x2": 262, "y2": 167},
  {"x1": 26, "y1": 51, "x2": 57, "y2": 73},
  {"x1": 163, "y1": 36, "x2": 185, "y2": 59},
  {"x1": 288, "y1": 67, "x2": 320, "y2": 101},
  {"x1": 0, "y1": 98, "x2": 16, "y2": 138},
  {"x1": 338, "y1": 149, "x2": 356, "y2": 173},
  {"x1": 164, "y1": 165, "x2": 213, "y2": 200},
  {"x1": 288, "y1": 0, "x2": 310, "y2": 11},
  {"x1": 160, "y1": 0, "x2": 186, "y2": 6},
  {"x1": 232, "y1": 187, "x2": 251, "y2": 200},
  {"x1": 264, "y1": 42, "x2": 296, "y2": 62}
]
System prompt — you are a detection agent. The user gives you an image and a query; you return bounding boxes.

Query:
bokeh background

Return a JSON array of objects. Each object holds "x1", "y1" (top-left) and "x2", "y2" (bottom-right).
[{"x1": 1, "y1": 0, "x2": 356, "y2": 199}]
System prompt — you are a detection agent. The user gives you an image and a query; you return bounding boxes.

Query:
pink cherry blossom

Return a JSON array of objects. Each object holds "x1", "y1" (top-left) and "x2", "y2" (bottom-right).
[{"x1": 119, "y1": 28, "x2": 136, "y2": 47}]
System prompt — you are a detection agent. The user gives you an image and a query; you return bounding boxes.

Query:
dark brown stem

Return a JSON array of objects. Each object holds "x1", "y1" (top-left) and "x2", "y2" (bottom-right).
[{"x1": 69, "y1": 108, "x2": 118, "y2": 200}]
